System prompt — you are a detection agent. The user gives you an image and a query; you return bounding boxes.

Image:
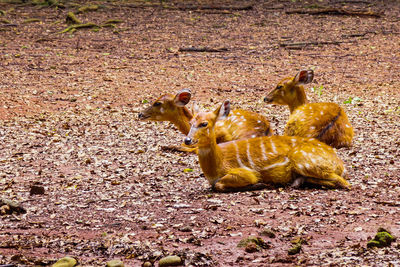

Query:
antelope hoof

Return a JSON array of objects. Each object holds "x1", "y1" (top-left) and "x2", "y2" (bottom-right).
[{"x1": 291, "y1": 177, "x2": 306, "y2": 188}]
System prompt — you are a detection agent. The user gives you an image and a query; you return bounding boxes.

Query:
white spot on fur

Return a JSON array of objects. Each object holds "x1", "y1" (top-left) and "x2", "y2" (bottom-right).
[
  {"x1": 310, "y1": 126, "x2": 315, "y2": 130},
  {"x1": 320, "y1": 111, "x2": 324, "y2": 115},
  {"x1": 345, "y1": 124, "x2": 351, "y2": 128},
  {"x1": 216, "y1": 121, "x2": 224, "y2": 127},
  {"x1": 291, "y1": 138, "x2": 297, "y2": 146},
  {"x1": 238, "y1": 121, "x2": 244, "y2": 126},
  {"x1": 315, "y1": 117, "x2": 319, "y2": 121},
  {"x1": 297, "y1": 164, "x2": 304, "y2": 170},
  {"x1": 312, "y1": 148, "x2": 316, "y2": 152},
  {"x1": 160, "y1": 107, "x2": 165, "y2": 114},
  {"x1": 311, "y1": 158, "x2": 316, "y2": 164},
  {"x1": 305, "y1": 163, "x2": 310, "y2": 169},
  {"x1": 251, "y1": 135, "x2": 257, "y2": 138},
  {"x1": 306, "y1": 134, "x2": 312, "y2": 137},
  {"x1": 257, "y1": 120, "x2": 262, "y2": 124},
  {"x1": 262, "y1": 157, "x2": 289, "y2": 171}
]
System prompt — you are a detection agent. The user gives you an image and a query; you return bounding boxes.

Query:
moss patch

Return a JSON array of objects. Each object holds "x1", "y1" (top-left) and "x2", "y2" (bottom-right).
[
  {"x1": 237, "y1": 236, "x2": 270, "y2": 252},
  {"x1": 367, "y1": 228, "x2": 395, "y2": 248}
]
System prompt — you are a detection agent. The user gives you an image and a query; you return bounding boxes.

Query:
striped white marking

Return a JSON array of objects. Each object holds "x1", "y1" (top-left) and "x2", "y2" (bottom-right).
[
  {"x1": 257, "y1": 120, "x2": 262, "y2": 124},
  {"x1": 260, "y1": 140, "x2": 268, "y2": 161},
  {"x1": 234, "y1": 142, "x2": 246, "y2": 168},
  {"x1": 262, "y1": 157, "x2": 289, "y2": 171},
  {"x1": 345, "y1": 124, "x2": 351, "y2": 128},
  {"x1": 246, "y1": 141, "x2": 255, "y2": 169},
  {"x1": 270, "y1": 138, "x2": 277, "y2": 154}
]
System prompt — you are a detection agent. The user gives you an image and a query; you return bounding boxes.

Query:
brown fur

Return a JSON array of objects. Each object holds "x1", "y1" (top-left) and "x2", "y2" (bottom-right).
[
  {"x1": 186, "y1": 101, "x2": 351, "y2": 192},
  {"x1": 264, "y1": 70, "x2": 354, "y2": 148}
]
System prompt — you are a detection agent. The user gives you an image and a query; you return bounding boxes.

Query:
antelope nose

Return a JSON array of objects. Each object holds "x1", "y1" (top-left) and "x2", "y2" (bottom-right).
[
  {"x1": 138, "y1": 113, "x2": 144, "y2": 119},
  {"x1": 263, "y1": 96, "x2": 271, "y2": 103},
  {"x1": 184, "y1": 137, "x2": 192, "y2": 145}
]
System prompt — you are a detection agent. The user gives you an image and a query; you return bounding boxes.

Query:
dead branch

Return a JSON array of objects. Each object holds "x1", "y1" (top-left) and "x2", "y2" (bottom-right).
[
  {"x1": 286, "y1": 8, "x2": 382, "y2": 18},
  {"x1": 373, "y1": 200, "x2": 400, "y2": 207},
  {"x1": 174, "y1": 4, "x2": 253, "y2": 11},
  {"x1": 0, "y1": 23, "x2": 18, "y2": 27},
  {"x1": 178, "y1": 47, "x2": 229, "y2": 53},
  {"x1": 279, "y1": 40, "x2": 356, "y2": 49}
]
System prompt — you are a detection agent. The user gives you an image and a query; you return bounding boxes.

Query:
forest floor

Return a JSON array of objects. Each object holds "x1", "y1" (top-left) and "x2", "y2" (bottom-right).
[{"x1": 1, "y1": 0, "x2": 400, "y2": 266}]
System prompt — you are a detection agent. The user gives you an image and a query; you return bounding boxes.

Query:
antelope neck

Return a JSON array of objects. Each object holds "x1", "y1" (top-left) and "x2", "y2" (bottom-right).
[
  {"x1": 172, "y1": 107, "x2": 193, "y2": 135},
  {"x1": 289, "y1": 86, "x2": 308, "y2": 113},
  {"x1": 197, "y1": 130, "x2": 223, "y2": 181}
]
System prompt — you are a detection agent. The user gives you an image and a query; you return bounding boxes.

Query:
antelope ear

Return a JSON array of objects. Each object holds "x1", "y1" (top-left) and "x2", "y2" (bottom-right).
[
  {"x1": 294, "y1": 70, "x2": 314, "y2": 85},
  {"x1": 214, "y1": 100, "x2": 230, "y2": 121},
  {"x1": 191, "y1": 101, "x2": 199, "y2": 115},
  {"x1": 174, "y1": 88, "x2": 192, "y2": 106}
]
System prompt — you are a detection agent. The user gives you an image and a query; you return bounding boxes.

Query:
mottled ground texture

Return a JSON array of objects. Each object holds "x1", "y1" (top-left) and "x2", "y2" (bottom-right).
[{"x1": 1, "y1": 0, "x2": 400, "y2": 266}]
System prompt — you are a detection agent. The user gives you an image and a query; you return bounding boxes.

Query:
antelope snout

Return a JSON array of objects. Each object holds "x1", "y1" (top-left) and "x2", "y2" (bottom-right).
[
  {"x1": 263, "y1": 96, "x2": 272, "y2": 103},
  {"x1": 138, "y1": 113, "x2": 145, "y2": 120},
  {"x1": 184, "y1": 137, "x2": 193, "y2": 146}
]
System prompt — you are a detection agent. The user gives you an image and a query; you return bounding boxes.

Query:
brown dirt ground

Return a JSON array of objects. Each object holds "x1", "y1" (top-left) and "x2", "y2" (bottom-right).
[{"x1": 1, "y1": 0, "x2": 400, "y2": 266}]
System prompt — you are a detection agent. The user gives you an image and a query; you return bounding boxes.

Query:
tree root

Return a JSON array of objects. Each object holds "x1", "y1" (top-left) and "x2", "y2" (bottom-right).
[
  {"x1": 77, "y1": 4, "x2": 99, "y2": 13},
  {"x1": 66, "y1": 11, "x2": 81, "y2": 24},
  {"x1": 23, "y1": 18, "x2": 41, "y2": 23},
  {"x1": 59, "y1": 23, "x2": 99, "y2": 34}
]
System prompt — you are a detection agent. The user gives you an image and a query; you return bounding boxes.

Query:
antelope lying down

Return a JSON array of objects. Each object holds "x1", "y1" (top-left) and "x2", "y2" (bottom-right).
[{"x1": 185, "y1": 100, "x2": 350, "y2": 192}]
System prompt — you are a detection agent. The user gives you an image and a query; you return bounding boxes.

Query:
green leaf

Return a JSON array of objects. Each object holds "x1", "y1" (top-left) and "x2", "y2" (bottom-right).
[
  {"x1": 142, "y1": 99, "x2": 149, "y2": 104},
  {"x1": 183, "y1": 168, "x2": 193, "y2": 173}
]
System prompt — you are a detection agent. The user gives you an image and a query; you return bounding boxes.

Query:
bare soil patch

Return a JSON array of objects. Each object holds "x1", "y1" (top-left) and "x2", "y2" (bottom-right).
[{"x1": 1, "y1": 0, "x2": 399, "y2": 266}]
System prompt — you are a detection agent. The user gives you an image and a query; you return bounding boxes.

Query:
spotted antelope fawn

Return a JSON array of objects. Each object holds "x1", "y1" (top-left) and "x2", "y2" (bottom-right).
[
  {"x1": 184, "y1": 100, "x2": 350, "y2": 192},
  {"x1": 138, "y1": 89, "x2": 273, "y2": 151},
  {"x1": 264, "y1": 70, "x2": 354, "y2": 148}
]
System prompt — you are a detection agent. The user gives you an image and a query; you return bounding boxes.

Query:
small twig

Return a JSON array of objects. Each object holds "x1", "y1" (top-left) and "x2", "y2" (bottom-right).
[
  {"x1": 178, "y1": 47, "x2": 228, "y2": 53},
  {"x1": 286, "y1": 8, "x2": 382, "y2": 18}
]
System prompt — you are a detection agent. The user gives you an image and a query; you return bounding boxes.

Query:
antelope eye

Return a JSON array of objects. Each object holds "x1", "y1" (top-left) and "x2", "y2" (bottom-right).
[
  {"x1": 276, "y1": 85, "x2": 283, "y2": 90},
  {"x1": 153, "y1": 102, "x2": 162, "y2": 107},
  {"x1": 199, "y1": 122, "x2": 208, "y2": 127}
]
